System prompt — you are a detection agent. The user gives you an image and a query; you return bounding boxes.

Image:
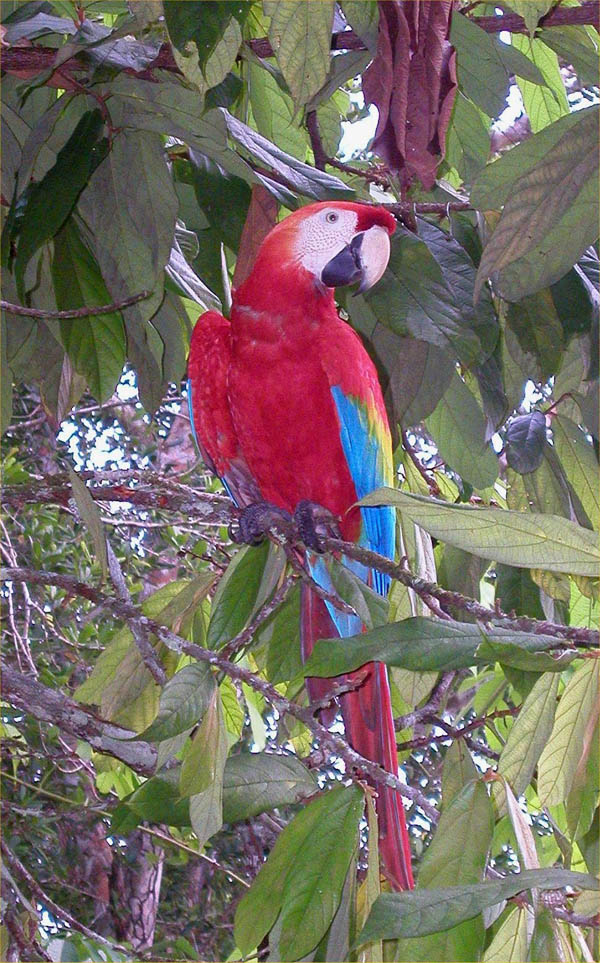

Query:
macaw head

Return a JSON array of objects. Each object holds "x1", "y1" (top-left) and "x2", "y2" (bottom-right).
[
  {"x1": 289, "y1": 201, "x2": 396, "y2": 294},
  {"x1": 241, "y1": 201, "x2": 396, "y2": 301}
]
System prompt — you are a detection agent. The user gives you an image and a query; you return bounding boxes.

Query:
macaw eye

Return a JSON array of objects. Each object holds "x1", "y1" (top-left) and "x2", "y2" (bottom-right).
[{"x1": 326, "y1": 212, "x2": 338, "y2": 223}]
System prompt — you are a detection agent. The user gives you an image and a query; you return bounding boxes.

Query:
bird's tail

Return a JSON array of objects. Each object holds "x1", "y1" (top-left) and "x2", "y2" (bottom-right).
[{"x1": 300, "y1": 585, "x2": 414, "y2": 891}]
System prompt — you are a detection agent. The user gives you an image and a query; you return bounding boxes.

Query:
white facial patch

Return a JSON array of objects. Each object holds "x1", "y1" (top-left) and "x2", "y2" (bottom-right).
[{"x1": 294, "y1": 208, "x2": 359, "y2": 278}]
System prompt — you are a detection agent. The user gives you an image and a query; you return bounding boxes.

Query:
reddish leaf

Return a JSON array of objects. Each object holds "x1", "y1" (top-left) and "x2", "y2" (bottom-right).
[
  {"x1": 363, "y1": 0, "x2": 457, "y2": 190},
  {"x1": 232, "y1": 184, "x2": 279, "y2": 290}
]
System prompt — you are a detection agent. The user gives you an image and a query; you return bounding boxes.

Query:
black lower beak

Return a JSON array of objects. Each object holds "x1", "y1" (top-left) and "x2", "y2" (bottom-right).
[{"x1": 321, "y1": 232, "x2": 364, "y2": 288}]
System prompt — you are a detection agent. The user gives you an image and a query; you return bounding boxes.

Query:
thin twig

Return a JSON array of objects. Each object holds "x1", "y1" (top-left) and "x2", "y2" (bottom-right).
[
  {"x1": 1, "y1": 291, "x2": 150, "y2": 319},
  {"x1": 1, "y1": 840, "x2": 130, "y2": 954},
  {"x1": 106, "y1": 540, "x2": 167, "y2": 687}
]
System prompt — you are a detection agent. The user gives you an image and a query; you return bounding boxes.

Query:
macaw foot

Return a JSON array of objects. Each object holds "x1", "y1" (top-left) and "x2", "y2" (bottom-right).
[
  {"x1": 229, "y1": 502, "x2": 294, "y2": 545},
  {"x1": 294, "y1": 500, "x2": 342, "y2": 553}
]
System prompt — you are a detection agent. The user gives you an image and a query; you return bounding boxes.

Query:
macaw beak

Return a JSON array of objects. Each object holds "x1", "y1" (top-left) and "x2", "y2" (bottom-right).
[{"x1": 321, "y1": 225, "x2": 391, "y2": 293}]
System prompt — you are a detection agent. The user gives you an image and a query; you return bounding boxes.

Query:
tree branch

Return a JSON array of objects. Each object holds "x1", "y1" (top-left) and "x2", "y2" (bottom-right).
[
  {"x1": 320, "y1": 537, "x2": 600, "y2": 647},
  {"x1": 3, "y1": 474, "x2": 597, "y2": 646},
  {"x1": 1, "y1": 566, "x2": 440, "y2": 823},
  {"x1": 0, "y1": 662, "x2": 157, "y2": 776},
  {"x1": 1, "y1": 291, "x2": 150, "y2": 319}
]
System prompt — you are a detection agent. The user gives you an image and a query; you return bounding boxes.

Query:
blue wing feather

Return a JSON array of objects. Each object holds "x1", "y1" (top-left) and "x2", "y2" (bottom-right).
[{"x1": 308, "y1": 386, "x2": 395, "y2": 637}]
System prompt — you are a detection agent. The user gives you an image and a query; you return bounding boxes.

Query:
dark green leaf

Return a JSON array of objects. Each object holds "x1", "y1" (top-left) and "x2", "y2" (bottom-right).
[
  {"x1": 328, "y1": 558, "x2": 389, "y2": 629},
  {"x1": 235, "y1": 783, "x2": 363, "y2": 959},
  {"x1": 540, "y1": 25, "x2": 600, "y2": 88},
  {"x1": 528, "y1": 907, "x2": 562, "y2": 962},
  {"x1": 396, "y1": 781, "x2": 493, "y2": 962},
  {"x1": 426, "y1": 372, "x2": 499, "y2": 490},
  {"x1": 417, "y1": 218, "x2": 498, "y2": 359},
  {"x1": 266, "y1": 0, "x2": 335, "y2": 108},
  {"x1": 358, "y1": 870, "x2": 598, "y2": 944},
  {"x1": 223, "y1": 753, "x2": 317, "y2": 822},
  {"x1": 15, "y1": 109, "x2": 107, "y2": 296},
  {"x1": 138, "y1": 663, "x2": 215, "y2": 743},
  {"x1": 304, "y1": 618, "x2": 565, "y2": 678},
  {"x1": 506, "y1": 290, "x2": 564, "y2": 382},
  {"x1": 504, "y1": 411, "x2": 547, "y2": 475},
  {"x1": 474, "y1": 107, "x2": 599, "y2": 301},
  {"x1": 116, "y1": 772, "x2": 190, "y2": 830},
  {"x1": 262, "y1": 585, "x2": 303, "y2": 684},
  {"x1": 450, "y1": 14, "x2": 510, "y2": 118},
  {"x1": 189, "y1": 153, "x2": 250, "y2": 253},
  {"x1": 206, "y1": 542, "x2": 270, "y2": 650},
  {"x1": 356, "y1": 230, "x2": 482, "y2": 367},
  {"x1": 495, "y1": 564, "x2": 545, "y2": 620},
  {"x1": 52, "y1": 220, "x2": 126, "y2": 403},
  {"x1": 552, "y1": 415, "x2": 599, "y2": 530},
  {"x1": 164, "y1": 2, "x2": 248, "y2": 72},
  {"x1": 498, "y1": 672, "x2": 560, "y2": 800}
]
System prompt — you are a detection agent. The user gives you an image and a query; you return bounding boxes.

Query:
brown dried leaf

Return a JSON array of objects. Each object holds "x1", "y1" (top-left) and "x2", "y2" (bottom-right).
[{"x1": 363, "y1": 0, "x2": 457, "y2": 190}]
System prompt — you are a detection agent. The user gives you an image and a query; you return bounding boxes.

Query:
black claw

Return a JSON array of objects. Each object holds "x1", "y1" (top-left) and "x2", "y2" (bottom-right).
[
  {"x1": 294, "y1": 500, "x2": 341, "y2": 552},
  {"x1": 229, "y1": 502, "x2": 293, "y2": 545}
]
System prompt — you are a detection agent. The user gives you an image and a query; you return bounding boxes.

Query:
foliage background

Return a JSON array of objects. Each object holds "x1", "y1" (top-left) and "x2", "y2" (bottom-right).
[{"x1": 1, "y1": 1, "x2": 599, "y2": 961}]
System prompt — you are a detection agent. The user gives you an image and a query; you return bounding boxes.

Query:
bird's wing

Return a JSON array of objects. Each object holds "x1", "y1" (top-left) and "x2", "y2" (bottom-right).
[{"x1": 187, "y1": 311, "x2": 260, "y2": 507}]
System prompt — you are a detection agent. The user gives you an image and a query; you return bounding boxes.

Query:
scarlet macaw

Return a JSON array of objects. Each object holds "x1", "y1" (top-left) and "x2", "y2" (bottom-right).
[{"x1": 187, "y1": 200, "x2": 413, "y2": 891}]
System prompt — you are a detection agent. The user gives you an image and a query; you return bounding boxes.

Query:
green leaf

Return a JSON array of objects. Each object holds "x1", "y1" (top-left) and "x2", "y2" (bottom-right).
[
  {"x1": 328, "y1": 558, "x2": 389, "y2": 629},
  {"x1": 340, "y1": 1, "x2": 378, "y2": 55},
  {"x1": 138, "y1": 663, "x2": 215, "y2": 743},
  {"x1": 52, "y1": 220, "x2": 126, "y2": 403},
  {"x1": 356, "y1": 229, "x2": 482, "y2": 367},
  {"x1": 504, "y1": 1, "x2": 554, "y2": 35},
  {"x1": 359, "y1": 489, "x2": 600, "y2": 575},
  {"x1": 528, "y1": 906, "x2": 562, "y2": 962},
  {"x1": 222, "y1": 753, "x2": 317, "y2": 823},
  {"x1": 304, "y1": 618, "x2": 566, "y2": 678},
  {"x1": 76, "y1": 126, "x2": 179, "y2": 328},
  {"x1": 222, "y1": 109, "x2": 354, "y2": 201},
  {"x1": 537, "y1": 660, "x2": 599, "y2": 807},
  {"x1": 220, "y1": 677, "x2": 244, "y2": 739},
  {"x1": 540, "y1": 25, "x2": 600, "y2": 88},
  {"x1": 118, "y1": 772, "x2": 191, "y2": 829},
  {"x1": 206, "y1": 542, "x2": 270, "y2": 649},
  {"x1": 512, "y1": 35, "x2": 569, "y2": 133},
  {"x1": 358, "y1": 869, "x2": 598, "y2": 944},
  {"x1": 248, "y1": 61, "x2": 309, "y2": 160},
  {"x1": 14, "y1": 109, "x2": 107, "y2": 296},
  {"x1": 164, "y1": 1, "x2": 245, "y2": 90},
  {"x1": 267, "y1": 0, "x2": 334, "y2": 108},
  {"x1": 235, "y1": 784, "x2": 363, "y2": 958},
  {"x1": 417, "y1": 218, "x2": 498, "y2": 359},
  {"x1": 187, "y1": 691, "x2": 228, "y2": 848},
  {"x1": 445, "y1": 92, "x2": 491, "y2": 184},
  {"x1": 565, "y1": 719, "x2": 599, "y2": 841},
  {"x1": 495, "y1": 564, "x2": 545, "y2": 620},
  {"x1": 263, "y1": 585, "x2": 303, "y2": 684},
  {"x1": 1, "y1": 321, "x2": 13, "y2": 436},
  {"x1": 498, "y1": 672, "x2": 560, "y2": 801},
  {"x1": 397, "y1": 781, "x2": 493, "y2": 962},
  {"x1": 552, "y1": 415, "x2": 599, "y2": 531},
  {"x1": 473, "y1": 107, "x2": 599, "y2": 301},
  {"x1": 426, "y1": 372, "x2": 498, "y2": 490},
  {"x1": 482, "y1": 906, "x2": 532, "y2": 962},
  {"x1": 180, "y1": 686, "x2": 228, "y2": 797},
  {"x1": 450, "y1": 14, "x2": 510, "y2": 118},
  {"x1": 68, "y1": 467, "x2": 108, "y2": 582}
]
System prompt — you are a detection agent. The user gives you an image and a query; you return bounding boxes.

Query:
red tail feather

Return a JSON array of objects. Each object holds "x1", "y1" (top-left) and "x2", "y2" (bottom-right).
[{"x1": 300, "y1": 585, "x2": 414, "y2": 891}]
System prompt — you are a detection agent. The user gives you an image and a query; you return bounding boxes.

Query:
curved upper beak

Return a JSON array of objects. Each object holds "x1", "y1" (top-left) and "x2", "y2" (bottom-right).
[{"x1": 320, "y1": 225, "x2": 391, "y2": 294}]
